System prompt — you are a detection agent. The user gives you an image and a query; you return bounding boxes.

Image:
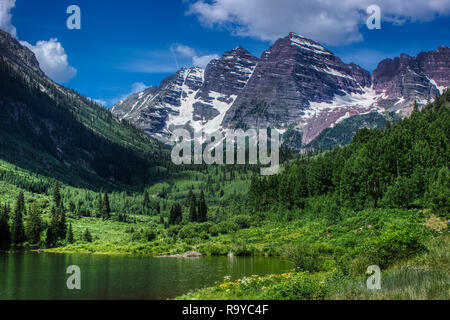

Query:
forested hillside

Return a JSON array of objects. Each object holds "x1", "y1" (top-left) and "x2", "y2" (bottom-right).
[
  {"x1": 0, "y1": 57, "x2": 170, "y2": 190},
  {"x1": 249, "y1": 89, "x2": 449, "y2": 218}
]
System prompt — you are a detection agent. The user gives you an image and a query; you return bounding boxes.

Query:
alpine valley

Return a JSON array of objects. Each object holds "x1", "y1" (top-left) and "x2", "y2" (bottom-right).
[{"x1": 0, "y1": 26, "x2": 449, "y2": 301}]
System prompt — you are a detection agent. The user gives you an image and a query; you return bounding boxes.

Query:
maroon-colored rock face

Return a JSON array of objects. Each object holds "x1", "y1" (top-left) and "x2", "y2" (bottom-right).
[
  {"x1": 200, "y1": 46, "x2": 258, "y2": 98},
  {"x1": 222, "y1": 32, "x2": 371, "y2": 129},
  {"x1": 111, "y1": 47, "x2": 259, "y2": 140},
  {"x1": 417, "y1": 46, "x2": 450, "y2": 88},
  {"x1": 373, "y1": 54, "x2": 438, "y2": 98},
  {"x1": 372, "y1": 50, "x2": 447, "y2": 116}
]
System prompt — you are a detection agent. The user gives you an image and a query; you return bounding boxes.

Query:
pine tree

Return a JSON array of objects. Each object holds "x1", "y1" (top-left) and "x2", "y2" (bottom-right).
[
  {"x1": 83, "y1": 228, "x2": 92, "y2": 242},
  {"x1": 56, "y1": 205, "x2": 67, "y2": 240},
  {"x1": 103, "y1": 193, "x2": 111, "y2": 220},
  {"x1": 97, "y1": 191, "x2": 104, "y2": 218},
  {"x1": 46, "y1": 206, "x2": 58, "y2": 247},
  {"x1": 426, "y1": 166, "x2": 450, "y2": 217},
  {"x1": 143, "y1": 191, "x2": 151, "y2": 215},
  {"x1": 11, "y1": 192, "x2": 26, "y2": 244},
  {"x1": 53, "y1": 181, "x2": 62, "y2": 208},
  {"x1": 66, "y1": 223, "x2": 74, "y2": 243},
  {"x1": 188, "y1": 190, "x2": 197, "y2": 222},
  {"x1": 0, "y1": 203, "x2": 11, "y2": 244},
  {"x1": 176, "y1": 203, "x2": 183, "y2": 224},
  {"x1": 197, "y1": 190, "x2": 207, "y2": 222},
  {"x1": 169, "y1": 203, "x2": 182, "y2": 225},
  {"x1": 26, "y1": 203, "x2": 43, "y2": 244}
]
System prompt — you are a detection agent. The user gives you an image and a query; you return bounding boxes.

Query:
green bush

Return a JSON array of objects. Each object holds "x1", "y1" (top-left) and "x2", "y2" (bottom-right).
[
  {"x1": 178, "y1": 223, "x2": 213, "y2": 240},
  {"x1": 232, "y1": 215, "x2": 252, "y2": 229},
  {"x1": 363, "y1": 227, "x2": 426, "y2": 268},
  {"x1": 289, "y1": 244, "x2": 326, "y2": 272},
  {"x1": 263, "y1": 275, "x2": 328, "y2": 300},
  {"x1": 144, "y1": 230, "x2": 157, "y2": 242}
]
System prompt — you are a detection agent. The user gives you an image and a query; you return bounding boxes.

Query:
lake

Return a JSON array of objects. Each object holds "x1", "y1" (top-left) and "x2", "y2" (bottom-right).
[{"x1": 0, "y1": 251, "x2": 292, "y2": 300}]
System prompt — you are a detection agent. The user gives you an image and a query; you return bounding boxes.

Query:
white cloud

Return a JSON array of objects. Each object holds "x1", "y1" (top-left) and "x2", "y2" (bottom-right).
[
  {"x1": 0, "y1": 1, "x2": 77, "y2": 83},
  {"x1": 193, "y1": 54, "x2": 220, "y2": 68},
  {"x1": 187, "y1": 0, "x2": 450, "y2": 45},
  {"x1": 171, "y1": 43, "x2": 197, "y2": 57},
  {"x1": 21, "y1": 39, "x2": 77, "y2": 83},
  {"x1": 0, "y1": 0, "x2": 16, "y2": 38},
  {"x1": 171, "y1": 43, "x2": 219, "y2": 68},
  {"x1": 125, "y1": 44, "x2": 219, "y2": 73},
  {"x1": 130, "y1": 82, "x2": 148, "y2": 94}
]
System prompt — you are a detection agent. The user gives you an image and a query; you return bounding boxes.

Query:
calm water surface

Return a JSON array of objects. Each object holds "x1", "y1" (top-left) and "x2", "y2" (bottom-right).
[{"x1": 0, "y1": 251, "x2": 292, "y2": 300}]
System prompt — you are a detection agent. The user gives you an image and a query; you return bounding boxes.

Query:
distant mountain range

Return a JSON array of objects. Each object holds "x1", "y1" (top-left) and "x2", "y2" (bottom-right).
[{"x1": 112, "y1": 32, "x2": 449, "y2": 149}]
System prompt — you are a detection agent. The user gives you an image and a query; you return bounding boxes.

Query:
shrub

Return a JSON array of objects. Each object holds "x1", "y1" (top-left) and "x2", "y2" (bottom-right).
[
  {"x1": 167, "y1": 225, "x2": 182, "y2": 238},
  {"x1": 363, "y1": 227, "x2": 426, "y2": 268},
  {"x1": 289, "y1": 244, "x2": 326, "y2": 272},
  {"x1": 144, "y1": 230, "x2": 157, "y2": 242},
  {"x1": 232, "y1": 215, "x2": 252, "y2": 229},
  {"x1": 263, "y1": 275, "x2": 328, "y2": 300},
  {"x1": 210, "y1": 221, "x2": 240, "y2": 235}
]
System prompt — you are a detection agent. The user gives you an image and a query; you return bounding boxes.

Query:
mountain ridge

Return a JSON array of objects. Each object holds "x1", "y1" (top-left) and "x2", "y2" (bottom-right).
[
  {"x1": 113, "y1": 32, "x2": 449, "y2": 148},
  {"x1": 0, "y1": 29, "x2": 167, "y2": 190}
]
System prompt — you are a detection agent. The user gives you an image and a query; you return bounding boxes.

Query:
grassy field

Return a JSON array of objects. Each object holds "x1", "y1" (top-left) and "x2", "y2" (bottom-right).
[{"x1": 178, "y1": 235, "x2": 449, "y2": 300}]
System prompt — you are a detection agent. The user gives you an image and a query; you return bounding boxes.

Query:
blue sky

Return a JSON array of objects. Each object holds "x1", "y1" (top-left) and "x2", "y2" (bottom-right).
[{"x1": 2, "y1": 0, "x2": 450, "y2": 106}]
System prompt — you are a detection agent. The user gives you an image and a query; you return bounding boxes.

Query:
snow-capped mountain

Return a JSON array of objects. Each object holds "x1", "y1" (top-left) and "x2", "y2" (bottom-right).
[
  {"x1": 112, "y1": 32, "x2": 449, "y2": 147},
  {"x1": 111, "y1": 46, "x2": 258, "y2": 141}
]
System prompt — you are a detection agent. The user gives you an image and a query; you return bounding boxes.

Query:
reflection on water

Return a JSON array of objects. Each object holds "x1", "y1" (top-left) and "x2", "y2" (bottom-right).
[{"x1": 0, "y1": 251, "x2": 292, "y2": 300}]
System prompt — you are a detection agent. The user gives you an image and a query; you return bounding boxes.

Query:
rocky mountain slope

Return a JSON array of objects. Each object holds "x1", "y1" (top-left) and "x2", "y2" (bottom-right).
[
  {"x1": 114, "y1": 33, "x2": 449, "y2": 148},
  {"x1": 0, "y1": 29, "x2": 165, "y2": 189},
  {"x1": 112, "y1": 47, "x2": 258, "y2": 141}
]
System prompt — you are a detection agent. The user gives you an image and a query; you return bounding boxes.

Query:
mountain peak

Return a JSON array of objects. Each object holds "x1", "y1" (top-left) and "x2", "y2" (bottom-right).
[
  {"x1": 285, "y1": 31, "x2": 331, "y2": 55},
  {"x1": 288, "y1": 31, "x2": 306, "y2": 39},
  {"x1": 0, "y1": 29, "x2": 42, "y2": 75},
  {"x1": 231, "y1": 46, "x2": 249, "y2": 53},
  {"x1": 222, "y1": 46, "x2": 255, "y2": 60}
]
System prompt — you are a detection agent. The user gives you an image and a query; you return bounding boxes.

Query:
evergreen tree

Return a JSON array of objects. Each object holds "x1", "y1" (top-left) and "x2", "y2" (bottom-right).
[
  {"x1": 143, "y1": 191, "x2": 151, "y2": 215},
  {"x1": 83, "y1": 228, "x2": 92, "y2": 242},
  {"x1": 66, "y1": 223, "x2": 74, "y2": 243},
  {"x1": 46, "y1": 206, "x2": 58, "y2": 247},
  {"x1": 26, "y1": 203, "x2": 43, "y2": 244},
  {"x1": 53, "y1": 181, "x2": 62, "y2": 208},
  {"x1": 11, "y1": 192, "x2": 26, "y2": 244},
  {"x1": 97, "y1": 191, "x2": 104, "y2": 218},
  {"x1": 56, "y1": 205, "x2": 67, "y2": 240},
  {"x1": 0, "y1": 203, "x2": 11, "y2": 244},
  {"x1": 188, "y1": 190, "x2": 197, "y2": 222},
  {"x1": 426, "y1": 166, "x2": 450, "y2": 218},
  {"x1": 169, "y1": 203, "x2": 182, "y2": 225},
  {"x1": 50, "y1": 181, "x2": 66, "y2": 240},
  {"x1": 102, "y1": 193, "x2": 111, "y2": 221},
  {"x1": 197, "y1": 190, "x2": 208, "y2": 222}
]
